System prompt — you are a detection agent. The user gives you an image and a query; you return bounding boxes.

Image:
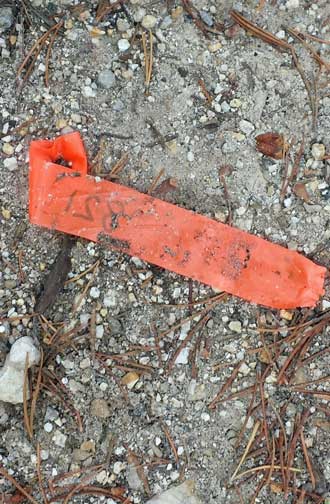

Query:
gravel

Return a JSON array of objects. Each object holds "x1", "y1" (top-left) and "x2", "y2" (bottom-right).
[{"x1": 1, "y1": 1, "x2": 330, "y2": 503}]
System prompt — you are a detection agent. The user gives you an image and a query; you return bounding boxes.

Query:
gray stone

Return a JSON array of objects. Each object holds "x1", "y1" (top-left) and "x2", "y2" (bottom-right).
[
  {"x1": 113, "y1": 99, "x2": 124, "y2": 112},
  {"x1": 118, "y1": 39, "x2": 130, "y2": 52},
  {"x1": 0, "y1": 7, "x2": 13, "y2": 33},
  {"x1": 160, "y1": 16, "x2": 172, "y2": 30},
  {"x1": 146, "y1": 480, "x2": 202, "y2": 504},
  {"x1": 90, "y1": 398, "x2": 111, "y2": 418},
  {"x1": 97, "y1": 69, "x2": 116, "y2": 89},
  {"x1": 200, "y1": 11, "x2": 213, "y2": 27}
]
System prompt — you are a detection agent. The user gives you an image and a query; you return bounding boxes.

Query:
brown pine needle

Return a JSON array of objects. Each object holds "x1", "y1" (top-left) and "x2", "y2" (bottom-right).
[
  {"x1": 142, "y1": 30, "x2": 153, "y2": 94},
  {"x1": 30, "y1": 348, "x2": 44, "y2": 438},
  {"x1": 230, "y1": 10, "x2": 316, "y2": 123},
  {"x1": 109, "y1": 153, "x2": 129, "y2": 179},
  {"x1": 300, "y1": 431, "x2": 316, "y2": 490},
  {"x1": 297, "y1": 31, "x2": 330, "y2": 45},
  {"x1": 230, "y1": 10, "x2": 291, "y2": 50},
  {"x1": 147, "y1": 168, "x2": 165, "y2": 194},
  {"x1": 231, "y1": 464, "x2": 301, "y2": 482},
  {"x1": 127, "y1": 449, "x2": 151, "y2": 496},
  {"x1": 23, "y1": 354, "x2": 33, "y2": 440},
  {"x1": 37, "y1": 443, "x2": 49, "y2": 504},
  {"x1": 160, "y1": 420, "x2": 179, "y2": 464},
  {"x1": 208, "y1": 360, "x2": 242, "y2": 410},
  {"x1": 230, "y1": 420, "x2": 261, "y2": 482},
  {"x1": 0, "y1": 467, "x2": 38, "y2": 504},
  {"x1": 73, "y1": 260, "x2": 100, "y2": 312},
  {"x1": 45, "y1": 20, "x2": 64, "y2": 87},
  {"x1": 65, "y1": 260, "x2": 100, "y2": 285},
  {"x1": 166, "y1": 312, "x2": 210, "y2": 374}
]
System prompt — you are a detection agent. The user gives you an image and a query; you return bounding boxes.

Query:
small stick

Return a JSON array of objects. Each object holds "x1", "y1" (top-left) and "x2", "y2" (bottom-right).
[
  {"x1": 37, "y1": 443, "x2": 49, "y2": 504},
  {"x1": 23, "y1": 354, "x2": 32, "y2": 439},
  {"x1": 259, "y1": 378, "x2": 271, "y2": 456},
  {"x1": 230, "y1": 421, "x2": 261, "y2": 482},
  {"x1": 231, "y1": 464, "x2": 301, "y2": 482},
  {"x1": 45, "y1": 20, "x2": 64, "y2": 87},
  {"x1": 296, "y1": 31, "x2": 330, "y2": 45},
  {"x1": 198, "y1": 78, "x2": 213, "y2": 104},
  {"x1": 127, "y1": 449, "x2": 151, "y2": 496},
  {"x1": 300, "y1": 431, "x2": 316, "y2": 490},
  {"x1": 166, "y1": 312, "x2": 210, "y2": 374},
  {"x1": 73, "y1": 261, "x2": 99, "y2": 312},
  {"x1": 235, "y1": 382, "x2": 257, "y2": 448},
  {"x1": 90, "y1": 305, "x2": 96, "y2": 365},
  {"x1": 147, "y1": 168, "x2": 165, "y2": 195},
  {"x1": 208, "y1": 361, "x2": 243, "y2": 410},
  {"x1": 160, "y1": 420, "x2": 179, "y2": 464},
  {"x1": 109, "y1": 153, "x2": 129, "y2": 179},
  {"x1": 0, "y1": 467, "x2": 38, "y2": 504},
  {"x1": 30, "y1": 348, "x2": 44, "y2": 437}
]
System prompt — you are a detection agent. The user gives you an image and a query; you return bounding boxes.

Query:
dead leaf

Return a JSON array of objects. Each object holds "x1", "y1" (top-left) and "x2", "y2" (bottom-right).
[
  {"x1": 35, "y1": 236, "x2": 74, "y2": 314},
  {"x1": 293, "y1": 182, "x2": 311, "y2": 203},
  {"x1": 256, "y1": 132, "x2": 288, "y2": 160}
]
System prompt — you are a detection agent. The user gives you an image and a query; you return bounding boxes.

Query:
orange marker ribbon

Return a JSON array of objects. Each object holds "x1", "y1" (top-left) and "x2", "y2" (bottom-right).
[{"x1": 29, "y1": 132, "x2": 326, "y2": 309}]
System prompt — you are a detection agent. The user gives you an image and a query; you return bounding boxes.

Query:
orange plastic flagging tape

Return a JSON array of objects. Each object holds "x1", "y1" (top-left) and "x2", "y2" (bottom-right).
[{"x1": 29, "y1": 132, "x2": 326, "y2": 309}]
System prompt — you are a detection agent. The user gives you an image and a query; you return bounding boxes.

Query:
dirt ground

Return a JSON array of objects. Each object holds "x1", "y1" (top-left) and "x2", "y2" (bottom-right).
[{"x1": 1, "y1": 0, "x2": 330, "y2": 503}]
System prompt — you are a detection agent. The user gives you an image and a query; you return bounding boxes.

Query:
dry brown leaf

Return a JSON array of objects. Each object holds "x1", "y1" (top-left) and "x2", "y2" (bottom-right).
[
  {"x1": 293, "y1": 182, "x2": 311, "y2": 203},
  {"x1": 256, "y1": 132, "x2": 288, "y2": 159}
]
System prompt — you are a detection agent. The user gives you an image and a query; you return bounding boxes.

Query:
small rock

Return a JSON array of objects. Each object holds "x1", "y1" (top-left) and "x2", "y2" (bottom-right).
[
  {"x1": 141, "y1": 15, "x2": 157, "y2": 29},
  {"x1": 121, "y1": 371, "x2": 139, "y2": 389},
  {"x1": 53, "y1": 431, "x2": 67, "y2": 448},
  {"x1": 90, "y1": 286, "x2": 100, "y2": 299},
  {"x1": 187, "y1": 151, "x2": 194, "y2": 162},
  {"x1": 4, "y1": 157, "x2": 17, "y2": 171},
  {"x1": 97, "y1": 69, "x2": 116, "y2": 89},
  {"x1": 280, "y1": 309, "x2": 293, "y2": 321},
  {"x1": 127, "y1": 464, "x2": 143, "y2": 490},
  {"x1": 0, "y1": 7, "x2": 13, "y2": 33},
  {"x1": 230, "y1": 98, "x2": 241, "y2": 108},
  {"x1": 286, "y1": 0, "x2": 299, "y2": 8},
  {"x1": 118, "y1": 39, "x2": 130, "y2": 51},
  {"x1": 104, "y1": 290, "x2": 117, "y2": 307},
  {"x1": 160, "y1": 16, "x2": 172, "y2": 30},
  {"x1": 229, "y1": 320, "x2": 242, "y2": 333},
  {"x1": 175, "y1": 347, "x2": 189, "y2": 365},
  {"x1": 208, "y1": 42, "x2": 221, "y2": 53},
  {"x1": 44, "y1": 422, "x2": 53, "y2": 433},
  {"x1": 239, "y1": 363, "x2": 250, "y2": 376},
  {"x1": 322, "y1": 299, "x2": 330, "y2": 311},
  {"x1": 96, "y1": 325, "x2": 104, "y2": 339},
  {"x1": 0, "y1": 337, "x2": 40, "y2": 404},
  {"x1": 200, "y1": 11, "x2": 213, "y2": 27},
  {"x1": 82, "y1": 86, "x2": 96, "y2": 98},
  {"x1": 91, "y1": 398, "x2": 111, "y2": 418},
  {"x1": 113, "y1": 461, "x2": 126, "y2": 474},
  {"x1": 2, "y1": 143, "x2": 14, "y2": 155},
  {"x1": 239, "y1": 119, "x2": 255, "y2": 135},
  {"x1": 117, "y1": 18, "x2": 130, "y2": 32},
  {"x1": 311, "y1": 143, "x2": 325, "y2": 161},
  {"x1": 146, "y1": 480, "x2": 202, "y2": 504}
]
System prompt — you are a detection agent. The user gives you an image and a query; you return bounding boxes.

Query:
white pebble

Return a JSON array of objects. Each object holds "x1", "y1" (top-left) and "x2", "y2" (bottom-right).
[
  {"x1": 229, "y1": 320, "x2": 242, "y2": 333},
  {"x1": 90, "y1": 286, "x2": 100, "y2": 299},
  {"x1": 311, "y1": 143, "x2": 325, "y2": 161},
  {"x1": 141, "y1": 15, "x2": 157, "y2": 29},
  {"x1": 118, "y1": 39, "x2": 130, "y2": 51},
  {"x1": 44, "y1": 422, "x2": 53, "y2": 433}
]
